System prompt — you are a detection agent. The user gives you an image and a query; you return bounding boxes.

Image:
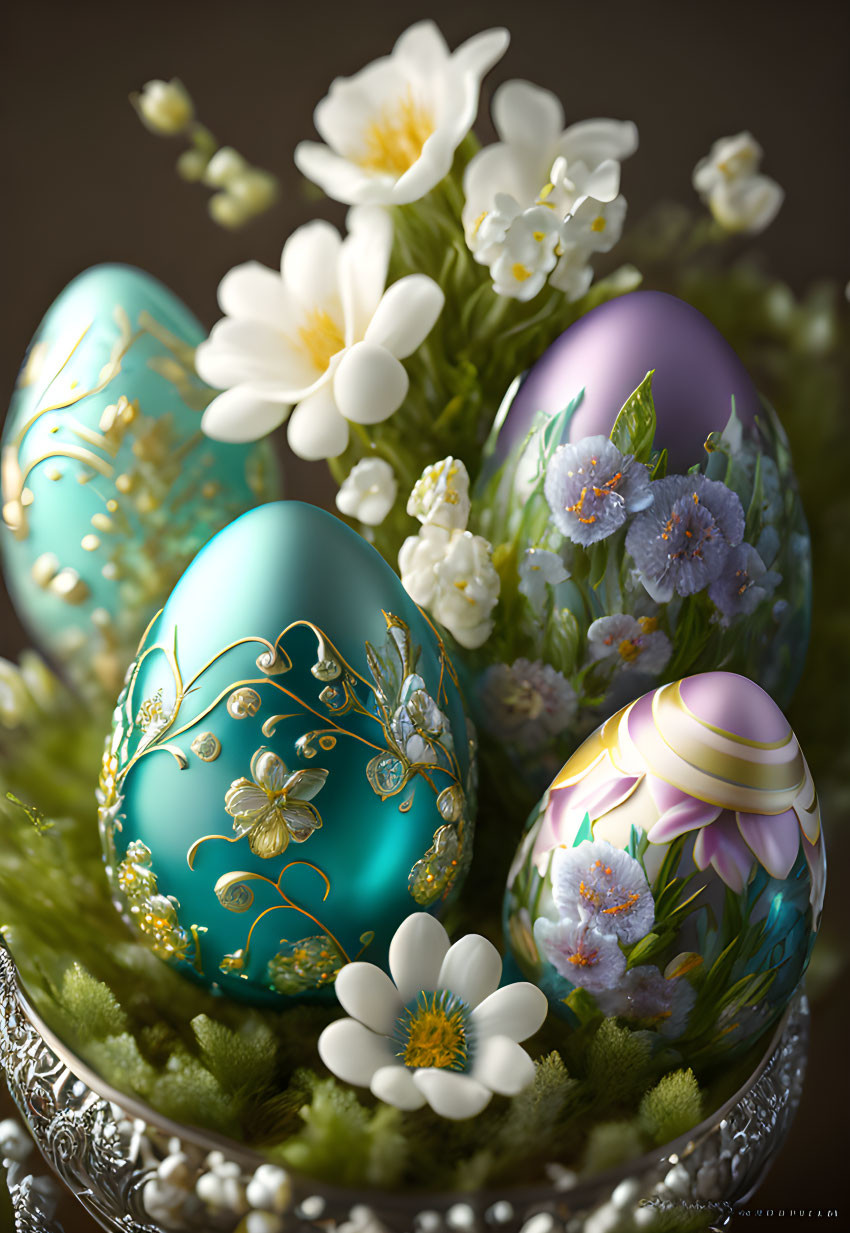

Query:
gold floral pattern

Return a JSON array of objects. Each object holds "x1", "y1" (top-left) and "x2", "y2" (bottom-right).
[{"x1": 224, "y1": 749, "x2": 328, "y2": 859}]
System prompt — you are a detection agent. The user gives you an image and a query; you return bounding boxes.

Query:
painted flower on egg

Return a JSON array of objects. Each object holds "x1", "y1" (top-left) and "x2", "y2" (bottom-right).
[
  {"x1": 224, "y1": 749, "x2": 328, "y2": 858},
  {"x1": 504, "y1": 672, "x2": 825, "y2": 1062}
]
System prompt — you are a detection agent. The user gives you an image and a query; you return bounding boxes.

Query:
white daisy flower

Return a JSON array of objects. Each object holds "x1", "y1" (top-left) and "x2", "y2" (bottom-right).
[
  {"x1": 197, "y1": 207, "x2": 444, "y2": 459},
  {"x1": 294, "y1": 21, "x2": 509, "y2": 206},
  {"x1": 398, "y1": 525, "x2": 500, "y2": 649},
  {"x1": 407, "y1": 456, "x2": 471, "y2": 530},
  {"x1": 693, "y1": 132, "x2": 784, "y2": 235},
  {"x1": 318, "y1": 913, "x2": 548, "y2": 1120},
  {"x1": 463, "y1": 80, "x2": 637, "y2": 298},
  {"x1": 335, "y1": 458, "x2": 398, "y2": 526}
]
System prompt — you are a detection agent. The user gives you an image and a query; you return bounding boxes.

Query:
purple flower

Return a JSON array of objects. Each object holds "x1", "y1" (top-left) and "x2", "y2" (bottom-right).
[
  {"x1": 544, "y1": 435, "x2": 652, "y2": 546},
  {"x1": 533, "y1": 916, "x2": 625, "y2": 992},
  {"x1": 550, "y1": 839, "x2": 654, "y2": 944},
  {"x1": 587, "y1": 614, "x2": 672, "y2": 675},
  {"x1": 708, "y1": 543, "x2": 781, "y2": 623},
  {"x1": 596, "y1": 964, "x2": 696, "y2": 1036},
  {"x1": 479, "y1": 658, "x2": 576, "y2": 752},
  {"x1": 625, "y1": 474, "x2": 745, "y2": 602}
]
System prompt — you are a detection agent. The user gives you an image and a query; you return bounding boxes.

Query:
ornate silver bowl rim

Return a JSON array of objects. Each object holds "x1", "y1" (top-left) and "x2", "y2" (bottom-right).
[{"x1": 0, "y1": 939, "x2": 810, "y2": 1231}]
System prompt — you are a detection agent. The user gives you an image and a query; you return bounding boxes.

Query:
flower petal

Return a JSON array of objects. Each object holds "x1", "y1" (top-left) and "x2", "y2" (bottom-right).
[
  {"x1": 281, "y1": 220, "x2": 342, "y2": 309},
  {"x1": 557, "y1": 119, "x2": 639, "y2": 170},
  {"x1": 471, "y1": 1035, "x2": 535, "y2": 1096},
  {"x1": 318, "y1": 1017, "x2": 395, "y2": 1086},
  {"x1": 335, "y1": 962, "x2": 403, "y2": 1034},
  {"x1": 224, "y1": 781, "x2": 268, "y2": 818},
  {"x1": 255, "y1": 750, "x2": 287, "y2": 793},
  {"x1": 247, "y1": 810, "x2": 290, "y2": 859},
  {"x1": 280, "y1": 803, "x2": 320, "y2": 843},
  {"x1": 388, "y1": 913, "x2": 450, "y2": 1002},
  {"x1": 217, "y1": 262, "x2": 299, "y2": 330},
  {"x1": 370, "y1": 1064, "x2": 427, "y2": 1110},
  {"x1": 471, "y1": 983, "x2": 548, "y2": 1043},
  {"x1": 412, "y1": 1069, "x2": 492, "y2": 1120},
  {"x1": 736, "y1": 809, "x2": 800, "y2": 880},
  {"x1": 451, "y1": 27, "x2": 510, "y2": 87},
  {"x1": 693, "y1": 817, "x2": 753, "y2": 893},
  {"x1": 201, "y1": 386, "x2": 289, "y2": 444},
  {"x1": 284, "y1": 768, "x2": 329, "y2": 802},
  {"x1": 492, "y1": 79, "x2": 563, "y2": 149},
  {"x1": 333, "y1": 342, "x2": 408, "y2": 425},
  {"x1": 197, "y1": 318, "x2": 320, "y2": 396},
  {"x1": 365, "y1": 276, "x2": 445, "y2": 359},
  {"x1": 287, "y1": 386, "x2": 350, "y2": 461},
  {"x1": 647, "y1": 798, "x2": 723, "y2": 845},
  {"x1": 294, "y1": 141, "x2": 390, "y2": 206},
  {"x1": 340, "y1": 206, "x2": 394, "y2": 342},
  {"x1": 437, "y1": 933, "x2": 502, "y2": 1009}
]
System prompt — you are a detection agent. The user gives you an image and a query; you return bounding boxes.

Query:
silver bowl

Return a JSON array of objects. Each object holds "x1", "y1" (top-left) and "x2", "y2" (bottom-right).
[{"x1": 0, "y1": 944, "x2": 809, "y2": 1233}]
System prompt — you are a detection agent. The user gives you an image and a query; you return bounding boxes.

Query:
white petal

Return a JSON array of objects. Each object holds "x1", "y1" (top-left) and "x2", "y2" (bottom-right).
[
  {"x1": 333, "y1": 342, "x2": 408, "y2": 425},
  {"x1": 437, "y1": 934, "x2": 502, "y2": 1010},
  {"x1": 217, "y1": 262, "x2": 298, "y2": 330},
  {"x1": 470, "y1": 983, "x2": 548, "y2": 1043},
  {"x1": 365, "y1": 276, "x2": 445, "y2": 358},
  {"x1": 335, "y1": 962, "x2": 403, "y2": 1035},
  {"x1": 471, "y1": 1035, "x2": 535, "y2": 1095},
  {"x1": 558, "y1": 119, "x2": 639, "y2": 170},
  {"x1": 388, "y1": 913, "x2": 450, "y2": 1003},
  {"x1": 196, "y1": 317, "x2": 319, "y2": 396},
  {"x1": 393, "y1": 19, "x2": 449, "y2": 73},
  {"x1": 287, "y1": 386, "x2": 349, "y2": 460},
  {"x1": 412, "y1": 1069, "x2": 492, "y2": 1120},
  {"x1": 452, "y1": 27, "x2": 510, "y2": 85},
  {"x1": 281, "y1": 220, "x2": 342, "y2": 309},
  {"x1": 390, "y1": 134, "x2": 457, "y2": 204},
  {"x1": 492, "y1": 79, "x2": 563, "y2": 148},
  {"x1": 317, "y1": 1018, "x2": 394, "y2": 1086},
  {"x1": 294, "y1": 141, "x2": 389, "y2": 206},
  {"x1": 370, "y1": 1064, "x2": 427, "y2": 1111},
  {"x1": 340, "y1": 206, "x2": 393, "y2": 342},
  {"x1": 201, "y1": 386, "x2": 288, "y2": 443}
]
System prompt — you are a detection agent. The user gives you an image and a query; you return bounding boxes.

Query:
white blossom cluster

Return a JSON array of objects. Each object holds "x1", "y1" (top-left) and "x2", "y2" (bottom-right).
[
  {"x1": 399, "y1": 457, "x2": 499, "y2": 648},
  {"x1": 693, "y1": 132, "x2": 783, "y2": 234}
]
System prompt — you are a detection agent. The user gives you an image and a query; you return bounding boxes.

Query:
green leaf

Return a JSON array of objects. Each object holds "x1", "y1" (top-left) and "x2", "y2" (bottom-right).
[
  {"x1": 609, "y1": 371, "x2": 656, "y2": 462},
  {"x1": 625, "y1": 933, "x2": 661, "y2": 965},
  {"x1": 572, "y1": 812, "x2": 594, "y2": 848},
  {"x1": 588, "y1": 540, "x2": 609, "y2": 590},
  {"x1": 542, "y1": 606, "x2": 581, "y2": 676},
  {"x1": 650, "y1": 447, "x2": 668, "y2": 479}
]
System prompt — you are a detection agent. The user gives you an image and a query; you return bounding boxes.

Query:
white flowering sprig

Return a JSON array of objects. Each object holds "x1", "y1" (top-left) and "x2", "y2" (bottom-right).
[
  {"x1": 399, "y1": 458, "x2": 500, "y2": 649},
  {"x1": 318, "y1": 913, "x2": 547, "y2": 1119},
  {"x1": 693, "y1": 132, "x2": 784, "y2": 234},
  {"x1": 131, "y1": 78, "x2": 279, "y2": 228},
  {"x1": 463, "y1": 80, "x2": 638, "y2": 300}
]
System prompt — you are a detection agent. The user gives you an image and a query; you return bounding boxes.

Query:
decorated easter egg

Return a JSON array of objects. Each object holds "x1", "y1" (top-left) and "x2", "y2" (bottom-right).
[
  {"x1": 1, "y1": 265, "x2": 279, "y2": 694},
  {"x1": 504, "y1": 671, "x2": 824, "y2": 1062},
  {"x1": 468, "y1": 292, "x2": 811, "y2": 800},
  {"x1": 487, "y1": 292, "x2": 760, "y2": 475},
  {"x1": 98, "y1": 501, "x2": 476, "y2": 1005}
]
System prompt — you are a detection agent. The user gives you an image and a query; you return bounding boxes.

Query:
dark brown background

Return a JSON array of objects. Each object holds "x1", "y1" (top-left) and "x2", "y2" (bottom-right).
[{"x1": 1, "y1": 1, "x2": 847, "y2": 1228}]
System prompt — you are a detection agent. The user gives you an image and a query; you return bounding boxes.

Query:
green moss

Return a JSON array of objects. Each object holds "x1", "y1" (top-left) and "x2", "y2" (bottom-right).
[{"x1": 639, "y1": 1069, "x2": 703, "y2": 1146}]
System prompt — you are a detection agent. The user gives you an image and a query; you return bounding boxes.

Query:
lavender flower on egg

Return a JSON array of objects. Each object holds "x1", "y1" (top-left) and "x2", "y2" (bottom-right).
[
  {"x1": 596, "y1": 964, "x2": 696, "y2": 1036},
  {"x1": 708, "y1": 543, "x2": 781, "y2": 623},
  {"x1": 533, "y1": 915, "x2": 626, "y2": 992},
  {"x1": 625, "y1": 473, "x2": 745, "y2": 602},
  {"x1": 587, "y1": 613, "x2": 672, "y2": 675},
  {"x1": 544, "y1": 435, "x2": 652, "y2": 546},
  {"x1": 479, "y1": 658, "x2": 577, "y2": 752},
  {"x1": 550, "y1": 838, "x2": 654, "y2": 944}
]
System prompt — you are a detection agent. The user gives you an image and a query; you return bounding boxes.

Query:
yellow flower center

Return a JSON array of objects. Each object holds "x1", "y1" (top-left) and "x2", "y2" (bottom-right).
[
  {"x1": 360, "y1": 89, "x2": 435, "y2": 175},
  {"x1": 400, "y1": 992, "x2": 468, "y2": 1070},
  {"x1": 297, "y1": 308, "x2": 345, "y2": 374},
  {"x1": 618, "y1": 637, "x2": 642, "y2": 663},
  {"x1": 512, "y1": 263, "x2": 532, "y2": 282},
  {"x1": 590, "y1": 215, "x2": 607, "y2": 233},
  {"x1": 504, "y1": 678, "x2": 544, "y2": 720}
]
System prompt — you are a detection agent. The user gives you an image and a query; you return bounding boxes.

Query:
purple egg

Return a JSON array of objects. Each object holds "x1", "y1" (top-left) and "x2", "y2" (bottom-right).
[{"x1": 494, "y1": 291, "x2": 761, "y2": 472}]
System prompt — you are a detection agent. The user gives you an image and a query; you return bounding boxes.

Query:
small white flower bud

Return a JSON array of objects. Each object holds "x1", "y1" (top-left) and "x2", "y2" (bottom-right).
[{"x1": 134, "y1": 78, "x2": 194, "y2": 136}]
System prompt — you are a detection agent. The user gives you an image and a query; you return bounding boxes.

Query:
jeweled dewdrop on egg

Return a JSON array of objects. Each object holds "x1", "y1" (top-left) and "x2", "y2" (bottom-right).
[
  {"x1": 1, "y1": 264, "x2": 279, "y2": 695},
  {"x1": 504, "y1": 671, "x2": 824, "y2": 1062},
  {"x1": 98, "y1": 501, "x2": 476, "y2": 1006}
]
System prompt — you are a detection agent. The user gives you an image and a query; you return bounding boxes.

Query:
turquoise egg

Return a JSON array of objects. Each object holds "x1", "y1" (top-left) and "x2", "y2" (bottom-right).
[
  {"x1": 1, "y1": 264, "x2": 279, "y2": 695},
  {"x1": 98, "y1": 501, "x2": 476, "y2": 1005}
]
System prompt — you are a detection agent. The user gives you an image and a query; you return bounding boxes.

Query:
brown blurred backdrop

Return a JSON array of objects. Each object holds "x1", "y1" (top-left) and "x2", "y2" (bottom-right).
[{"x1": 1, "y1": 0, "x2": 848, "y2": 1228}]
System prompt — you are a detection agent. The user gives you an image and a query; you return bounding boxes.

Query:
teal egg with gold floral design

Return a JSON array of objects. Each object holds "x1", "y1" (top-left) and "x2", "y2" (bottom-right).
[
  {"x1": 99, "y1": 501, "x2": 476, "y2": 1005},
  {"x1": 1, "y1": 264, "x2": 279, "y2": 695}
]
